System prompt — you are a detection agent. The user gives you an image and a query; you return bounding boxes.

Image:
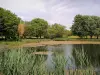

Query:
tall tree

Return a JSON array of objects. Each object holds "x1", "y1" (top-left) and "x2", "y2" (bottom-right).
[
  {"x1": 48, "y1": 23, "x2": 65, "y2": 38},
  {"x1": 31, "y1": 18, "x2": 48, "y2": 38},
  {"x1": 71, "y1": 14, "x2": 88, "y2": 38},
  {"x1": 71, "y1": 14, "x2": 100, "y2": 39},
  {"x1": 87, "y1": 16, "x2": 96, "y2": 39},
  {"x1": 94, "y1": 28, "x2": 100, "y2": 39},
  {"x1": 92, "y1": 16, "x2": 100, "y2": 39},
  {"x1": 24, "y1": 25, "x2": 35, "y2": 38},
  {"x1": 0, "y1": 7, "x2": 20, "y2": 40}
]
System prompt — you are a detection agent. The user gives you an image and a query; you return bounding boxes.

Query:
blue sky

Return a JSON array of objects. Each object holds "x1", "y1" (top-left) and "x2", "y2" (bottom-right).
[{"x1": 0, "y1": 0, "x2": 100, "y2": 29}]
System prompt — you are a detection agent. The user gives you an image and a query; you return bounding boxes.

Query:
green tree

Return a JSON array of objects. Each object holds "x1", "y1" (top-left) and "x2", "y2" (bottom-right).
[
  {"x1": 0, "y1": 7, "x2": 20, "y2": 40},
  {"x1": 48, "y1": 23, "x2": 65, "y2": 38},
  {"x1": 94, "y1": 28, "x2": 100, "y2": 39},
  {"x1": 92, "y1": 16, "x2": 100, "y2": 39},
  {"x1": 24, "y1": 25, "x2": 35, "y2": 38},
  {"x1": 64, "y1": 30, "x2": 72, "y2": 38},
  {"x1": 71, "y1": 14, "x2": 88, "y2": 38},
  {"x1": 71, "y1": 14, "x2": 100, "y2": 39},
  {"x1": 87, "y1": 16, "x2": 96, "y2": 39},
  {"x1": 31, "y1": 18, "x2": 48, "y2": 38}
]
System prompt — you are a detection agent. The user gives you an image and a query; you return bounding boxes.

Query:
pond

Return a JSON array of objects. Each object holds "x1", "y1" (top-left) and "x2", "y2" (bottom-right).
[
  {"x1": 46, "y1": 44, "x2": 100, "y2": 69},
  {"x1": 0, "y1": 44, "x2": 100, "y2": 75},
  {"x1": 23, "y1": 44, "x2": 100, "y2": 69}
]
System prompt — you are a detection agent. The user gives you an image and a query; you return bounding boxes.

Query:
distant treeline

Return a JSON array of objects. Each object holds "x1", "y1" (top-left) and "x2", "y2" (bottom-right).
[
  {"x1": 24, "y1": 21, "x2": 71, "y2": 39},
  {"x1": 0, "y1": 7, "x2": 71, "y2": 40},
  {"x1": 71, "y1": 14, "x2": 100, "y2": 39},
  {"x1": 0, "y1": 7, "x2": 100, "y2": 41}
]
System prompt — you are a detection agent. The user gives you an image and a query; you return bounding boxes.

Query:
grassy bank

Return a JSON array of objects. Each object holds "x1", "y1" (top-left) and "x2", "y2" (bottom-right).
[
  {"x1": 53, "y1": 37, "x2": 100, "y2": 41},
  {"x1": 0, "y1": 39, "x2": 51, "y2": 46},
  {"x1": 1, "y1": 37, "x2": 100, "y2": 47}
]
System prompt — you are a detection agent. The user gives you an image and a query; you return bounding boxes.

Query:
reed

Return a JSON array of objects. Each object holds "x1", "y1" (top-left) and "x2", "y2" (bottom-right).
[{"x1": 0, "y1": 48, "x2": 96, "y2": 75}]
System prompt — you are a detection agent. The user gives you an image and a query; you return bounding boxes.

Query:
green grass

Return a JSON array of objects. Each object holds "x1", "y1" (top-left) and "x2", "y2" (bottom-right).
[
  {"x1": 0, "y1": 39, "x2": 51, "y2": 46},
  {"x1": 1, "y1": 36, "x2": 100, "y2": 47},
  {"x1": 53, "y1": 37, "x2": 100, "y2": 41},
  {"x1": 0, "y1": 47, "x2": 96, "y2": 75}
]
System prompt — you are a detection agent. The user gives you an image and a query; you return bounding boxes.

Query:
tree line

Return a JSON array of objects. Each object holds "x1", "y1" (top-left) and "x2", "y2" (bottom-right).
[
  {"x1": 24, "y1": 21, "x2": 68, "y2": 39},
  {"x1": 71, "y1": 14, "x2": 100, "y2": 39},
  {"x1": 0, "y1": 7, "x2": 71, "y2": 40},
  {"x1": 1, "y1": 7, "x2": 100, "y2": 41}
]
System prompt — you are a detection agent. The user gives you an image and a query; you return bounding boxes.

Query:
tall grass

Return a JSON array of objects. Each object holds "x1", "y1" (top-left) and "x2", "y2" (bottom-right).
[
  {"x1": 71, "y1": 47, "x2": 96, "y2": 75},
  {"x1": 0, "y1": 47, "x2": 96, "y2": 75},
  {"x1": 0, "y1": 48, "x2": 47, "y2": 75}
]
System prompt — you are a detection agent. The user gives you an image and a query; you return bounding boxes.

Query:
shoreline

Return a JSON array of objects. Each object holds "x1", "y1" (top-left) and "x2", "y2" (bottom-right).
[{"x1": 22, "y1": 40, "x2": 100, "y2": 47}]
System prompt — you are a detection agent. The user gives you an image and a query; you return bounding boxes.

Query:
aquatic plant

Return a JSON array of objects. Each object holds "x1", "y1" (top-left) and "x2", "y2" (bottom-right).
[{"x1": 0, "y1": 47, "x2": 96, "y2": 75}]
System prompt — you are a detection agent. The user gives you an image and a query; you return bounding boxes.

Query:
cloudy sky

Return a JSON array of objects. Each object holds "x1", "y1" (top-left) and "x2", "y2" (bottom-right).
[{"x1": 0, "y1": 0, "x2": 100, "y2": 29}]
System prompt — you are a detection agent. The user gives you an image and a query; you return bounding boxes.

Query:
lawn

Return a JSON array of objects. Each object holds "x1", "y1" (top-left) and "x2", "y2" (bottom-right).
[{"x1": 0, "y1": 39, "x2": 51, "y2": 46}]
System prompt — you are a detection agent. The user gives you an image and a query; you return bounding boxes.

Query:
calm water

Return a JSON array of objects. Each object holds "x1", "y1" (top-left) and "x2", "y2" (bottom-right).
[{"x1": 29, "y1": 44, "x2": 100, "y2": 71}]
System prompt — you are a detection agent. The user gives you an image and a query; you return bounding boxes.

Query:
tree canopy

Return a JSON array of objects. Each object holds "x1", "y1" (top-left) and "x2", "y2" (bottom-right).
[
  {"x1": 47, "y1": 23, "x2": 66, "y2": 38},
  {"x1": 31, "y1": 18, "x2": 48, "y2": 38},
  {"x1": 0, "y1": 7, "x2": 20, "y2": 40},
  {"x1": 4, "y1": 7, "x2": 100, "y2": 40},
  {"x1": 71, "y1": 14, "x2": 100, "y2": 39}
]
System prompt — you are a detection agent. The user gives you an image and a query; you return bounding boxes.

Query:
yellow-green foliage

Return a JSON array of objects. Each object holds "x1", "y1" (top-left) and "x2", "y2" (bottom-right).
[{"x1": 18, "y1": 24, "x2": 25, "y2": 37}]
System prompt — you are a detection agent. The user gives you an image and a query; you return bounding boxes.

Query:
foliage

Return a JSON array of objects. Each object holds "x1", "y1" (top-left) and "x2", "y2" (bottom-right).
[
  {"x1": 71, "y1": 15, "x2": 88, "y2": 38},
  {"x1": 94, "y1": 28, "x2": 100, "y2": 39},
  {"x1": 0, "y1": 48, "x2": 47, "y2": 75},
  {"x1": 47, "y1": 23, "x2": 66, "y2": 39},
  {"x1": 64, "y1": 30, "x2": 72, "y2": 38},
  {"x1": 71, "y1": 14, "x2": 100, "y2": 39},
  {"x1": 2, "y1": 6, "x2": 100, "y2": 40},
  {"x1": 31, "y1": 18, "x2": 48, "y2": 38},
  {"x1": 24, "y1": 25, "x2": 35, "y2": 38},
  {"x1": 24, "y1": 21, "x2": 31, "y2": 26},
  {"x1": 18, "y1": 24, "x2": 25, "y2": 39},
  {"x1": 0, "y1": 7, "x2": 20, "y2": 40}
]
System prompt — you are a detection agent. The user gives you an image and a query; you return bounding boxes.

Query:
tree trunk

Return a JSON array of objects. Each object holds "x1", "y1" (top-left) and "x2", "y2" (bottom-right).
[
  {"x1": 97, "y1": 35, "x2": 99, "y2": 39},
  {"x1": 36, "y1": 35, "x2": 39, "y2": 39},
  {"x1": 90, "y1": 35, "x2": 93, "y2": 39},
  {"x1": 40, "y1": 35, "x2": 41, "y2": 38}
]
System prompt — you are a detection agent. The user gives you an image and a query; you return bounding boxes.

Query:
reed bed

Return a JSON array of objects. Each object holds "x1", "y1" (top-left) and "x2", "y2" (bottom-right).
[{"x1": 0, "y1": 47, "x2": 96, "y2": 75}]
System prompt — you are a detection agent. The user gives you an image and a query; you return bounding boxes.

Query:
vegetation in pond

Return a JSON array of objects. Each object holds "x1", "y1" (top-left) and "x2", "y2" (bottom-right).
[{"x1": 0, "y1": 47, "x2": 96, "y2": 75}]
